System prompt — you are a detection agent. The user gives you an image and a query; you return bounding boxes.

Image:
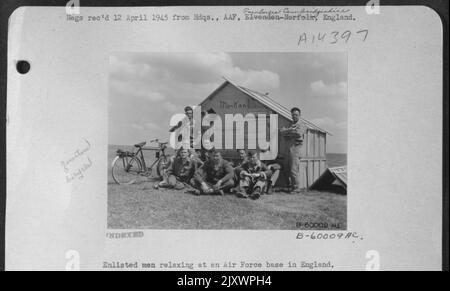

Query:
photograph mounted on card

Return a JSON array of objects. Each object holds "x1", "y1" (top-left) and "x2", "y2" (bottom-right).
[
  {"x1": 107, "y1": 52, "x2": 347, "y2": 230},
  {"x1": 6, "y1": 5, "x2": 443, "y2": 271}
]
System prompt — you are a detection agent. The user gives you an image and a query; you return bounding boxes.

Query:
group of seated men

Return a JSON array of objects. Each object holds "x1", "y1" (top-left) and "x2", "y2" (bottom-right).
[{"x1": 155, "y1": 148, "x2": 281, "y2": 200}]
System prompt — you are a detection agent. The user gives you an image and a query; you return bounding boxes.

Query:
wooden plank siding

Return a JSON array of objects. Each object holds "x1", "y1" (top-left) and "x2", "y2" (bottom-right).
[{"x1": 301, "y1": 130, "x2": 327, "y2": 187}]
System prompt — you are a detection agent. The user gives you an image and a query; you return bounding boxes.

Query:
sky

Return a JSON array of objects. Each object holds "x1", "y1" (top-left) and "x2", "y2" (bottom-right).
[{"x1": 109, "y1": 52, "x2": 347, "y2": 153}]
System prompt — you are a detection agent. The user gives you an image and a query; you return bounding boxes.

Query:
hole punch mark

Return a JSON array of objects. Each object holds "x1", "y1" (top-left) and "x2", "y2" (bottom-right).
[{"x1": 16, "y1": 60, "x2": 30, "y2": 74}]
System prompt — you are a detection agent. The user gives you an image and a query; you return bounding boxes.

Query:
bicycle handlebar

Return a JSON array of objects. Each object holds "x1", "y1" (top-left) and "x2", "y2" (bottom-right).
[{"x1": 149, "y1": 139, "x2": 168, "y2": 146}]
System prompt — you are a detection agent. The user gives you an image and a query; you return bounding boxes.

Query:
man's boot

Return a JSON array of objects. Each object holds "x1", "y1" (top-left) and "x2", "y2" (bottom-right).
[
  {"x1": 250, "y1": 187, "x2": 261, "y2": 200},
  {"x1": 266, "y1": 183, "x2": 274, "y2": 195}
]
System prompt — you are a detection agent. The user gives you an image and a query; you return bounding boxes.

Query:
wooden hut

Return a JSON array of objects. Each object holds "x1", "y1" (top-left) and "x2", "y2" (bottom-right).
[{"x1": 199, "y1": 78, "x2": 330, "y2": 188}]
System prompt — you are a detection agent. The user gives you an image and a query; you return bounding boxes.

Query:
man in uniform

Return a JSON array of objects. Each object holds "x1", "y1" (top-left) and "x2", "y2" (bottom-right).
[
  {"x1": 259, "y1": 148, "x2": 282, "y2": 195},
  {"x1": 156, "y1": 148, "x2": 197, "y2": 190},
  {"x1": 170, "y1": 106, "x2": 204, "y2": 166},
  {"x1": 265, "y1": 163, "x2": 281, "y2": 195},
  {"x1": 169, "y1": 106, "x2": 195, "y2": 136},
  {"x1": 233, "y1": 149, "x2": 248, "y2": 168},
  {"x1": 192, "y1": 149, "x2": 235, "y2": 195},
  {"x1": 280, "y1": 107, "x2": 308, "y2": 193},
  {"x1": 229, "y1": 149, "x2": 248, "y2": 193},
  {"x1": 236, "y1": 151, "x2": 272, "y2": 200}
]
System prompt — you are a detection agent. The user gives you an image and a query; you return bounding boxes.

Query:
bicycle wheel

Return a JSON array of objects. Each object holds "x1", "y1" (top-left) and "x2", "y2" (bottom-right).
[
  {"x1": 156, "y1": 155, "x2": 170, "y2": 178},
  {"x1": 111, "y1": 155, "x2": 142, "y2": 185}
]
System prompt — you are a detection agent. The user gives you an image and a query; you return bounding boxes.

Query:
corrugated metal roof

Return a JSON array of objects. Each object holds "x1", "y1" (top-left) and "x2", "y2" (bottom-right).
[
  {"x1": 223, "y1": 78, "x2": 330, "y2": 134},
  {"x1": 237, "y1": 86, "x2": 293, "y2": 120},
  {"x1": 310, "y1": 165, "x2": 347, "y2": 192},
  {"x1": 329, "y1": 166, "x2": 347, "y2": 186}
]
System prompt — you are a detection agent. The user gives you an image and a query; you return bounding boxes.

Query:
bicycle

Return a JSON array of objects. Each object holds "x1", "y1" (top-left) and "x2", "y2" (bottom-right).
[{"x1": 111, "y1": 139, "x2": 171, "y2": 185}]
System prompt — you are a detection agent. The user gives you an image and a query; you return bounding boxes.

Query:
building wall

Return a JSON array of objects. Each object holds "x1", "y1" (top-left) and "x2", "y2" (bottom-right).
[
  {"x1": 201, "y1": 83, "x2": 283, "y2": 159},
  {"x1": 201, "y1": 83, "x2": 327, "y2": 188},
  {"x1": 303, "y1": 130, "x2": 327, "y2": 188}
]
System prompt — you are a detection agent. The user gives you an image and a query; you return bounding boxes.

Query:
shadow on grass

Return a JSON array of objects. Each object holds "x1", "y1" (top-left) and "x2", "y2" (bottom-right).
[{"x1": 107, "y1": 184, "x2": 347, "y2": 230}]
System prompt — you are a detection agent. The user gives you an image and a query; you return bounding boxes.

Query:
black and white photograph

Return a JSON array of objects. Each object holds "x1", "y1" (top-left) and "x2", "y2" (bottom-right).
[
  {"x1": 4, "y1": 3, "x2": 445, "y2": 271},
  {"x1": 107, "y1": 52, "x2": 348, "y2": 229}
]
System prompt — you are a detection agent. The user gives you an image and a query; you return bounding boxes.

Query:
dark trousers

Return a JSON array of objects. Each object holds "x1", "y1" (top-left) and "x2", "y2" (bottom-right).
[
  {"x1": 159, "y1": 175, "x2": 191, "y2": 190},
  {"x1": 238, "y1": 176, "x2": 267, "y2": 194}
]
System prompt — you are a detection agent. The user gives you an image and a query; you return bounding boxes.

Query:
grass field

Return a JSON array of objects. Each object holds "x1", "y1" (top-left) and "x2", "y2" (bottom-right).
[{"x1": 107, "y1": 145, "x2": 347, "y2": 230}]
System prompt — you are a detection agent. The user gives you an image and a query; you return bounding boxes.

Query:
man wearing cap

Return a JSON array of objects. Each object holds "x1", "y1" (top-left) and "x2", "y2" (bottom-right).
[
  {"x1": 236, "y1": 151, "x2": 271, "y2": 200},
  {"x1": 156, "y1": 148, "x2": 196, "y2": 190},
  {"x1": 280, "y1": 107, "x2": 308, "y2": 193}
]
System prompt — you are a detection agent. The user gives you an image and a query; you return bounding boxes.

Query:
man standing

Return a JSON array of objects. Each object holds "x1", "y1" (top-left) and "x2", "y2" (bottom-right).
[
  {"x1": 236, "y1": 151, "x2": 271, "y2": 200},
  {"x1": 280, "y1": 107, "x2": 308, "y2": 193},
  {"x1": 170, "y1": 106, "x2": 203, "y2": 165},
  {"x1": 169, "y1": 106, "x2": 202, "y2": 148},
  {"x1": 192, "y1": 149, "x2": 235, "y2": 195},
  {"x1": 260, "y1": 148, "x2": 281, "y2": 195},
  {"x1": 156, "y1": 148, "x2": 196, "y2": 190}
]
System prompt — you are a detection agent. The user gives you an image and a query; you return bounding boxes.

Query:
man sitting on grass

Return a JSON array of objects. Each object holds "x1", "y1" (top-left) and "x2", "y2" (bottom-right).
[
  {"x1": 233, "y1": 149, "x2": 248, "y2": 168},
  {"x1": 229, "y1": 149, "x2": 248, "y2": 193},
  {"x1": 192, "y1": 149, "x2": 234, "y2": 195},
  {"x1": 265, "y1": 163, "x2": 281, "y2": 194},
  {"x1": 156, "y1": 148, "x2": 196, "y2": 190},
  {"x1": 236, "y1": 151, "x2": 272, "y2": 200},
  {"x1": 260, "y1": 148, "x2": 282, "y2": 195}
]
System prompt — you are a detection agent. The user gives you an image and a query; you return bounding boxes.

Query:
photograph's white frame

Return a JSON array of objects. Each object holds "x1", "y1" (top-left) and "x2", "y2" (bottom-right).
[{"x1": 6, "y1": 5, "x2": 443, "y2": 270}]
